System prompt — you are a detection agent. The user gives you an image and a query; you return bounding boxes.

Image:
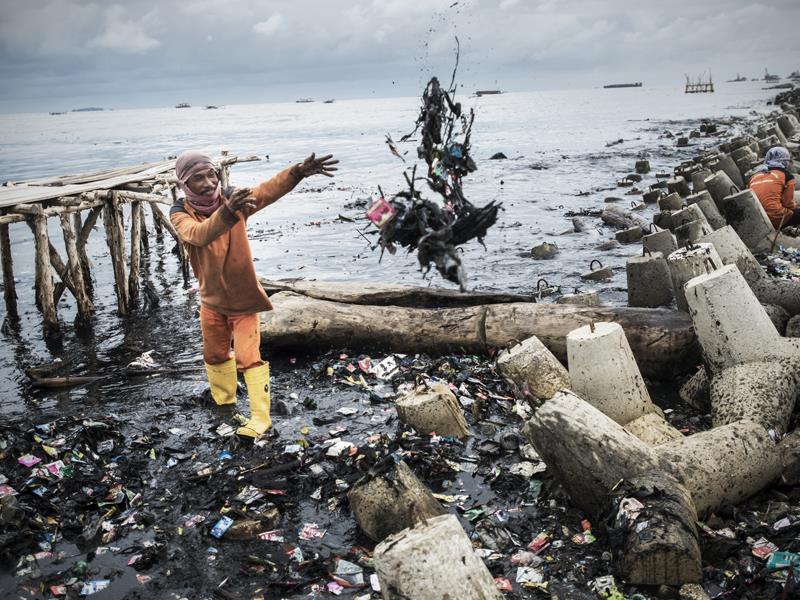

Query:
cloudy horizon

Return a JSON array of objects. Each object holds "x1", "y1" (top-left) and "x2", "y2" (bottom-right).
[{"x1": 1, "y1": 0, "x2": 799, "y2": 113}]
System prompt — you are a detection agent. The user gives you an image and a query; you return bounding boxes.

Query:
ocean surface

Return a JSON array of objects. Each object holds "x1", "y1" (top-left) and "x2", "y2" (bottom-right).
[{"x1": 0, "y1": 82, "x2": 777, "y2": 417}]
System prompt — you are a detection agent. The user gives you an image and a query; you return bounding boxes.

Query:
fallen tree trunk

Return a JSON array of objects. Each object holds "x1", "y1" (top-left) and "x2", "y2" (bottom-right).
[
  {"x1": 260, "y1": 292, "x2": 698, "y2": 378},
  {"x1": 259, "y1": 278, "x2": 536, "y2": 308}
]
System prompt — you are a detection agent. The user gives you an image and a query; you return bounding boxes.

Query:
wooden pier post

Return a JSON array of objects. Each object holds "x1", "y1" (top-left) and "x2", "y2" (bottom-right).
[
  {"x1": 150, "y1": 202, "x2": 164, "y2": 242},
  {"x1": 157, "y1": 192, "x2": 190, "y2": 283},
  {"x1": 129, "y1": 200, "x2": 143, "y2": 304},
  {"x1": 104, "y1": 192, "x2": 130, "y2": 315},
  {"x1": 26, "y1": 207, "x2": 59, "y2": 330},
  {"x1": 59, "y1": 213, "x2": 94, "y2": 318},
  {"x1": 0, "y1": 220, "x2": 18, "y2": 320},
  {"x1": 76, "y1": 205, "x2": 102, "y2": 296}
]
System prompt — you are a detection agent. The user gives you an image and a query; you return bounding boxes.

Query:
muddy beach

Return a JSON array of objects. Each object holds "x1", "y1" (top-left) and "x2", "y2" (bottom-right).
[{"x1": 2, "y1": 84, "x2": 800, "y2": 600}]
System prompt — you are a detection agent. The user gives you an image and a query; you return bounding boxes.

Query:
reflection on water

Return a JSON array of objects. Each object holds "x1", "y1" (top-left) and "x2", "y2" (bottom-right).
[{"x1": 0, "y1": 84, "x2": 773, "y2": 417}]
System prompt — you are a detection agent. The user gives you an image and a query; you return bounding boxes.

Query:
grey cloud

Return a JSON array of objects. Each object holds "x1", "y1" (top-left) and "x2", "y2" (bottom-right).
[{"x1": 0, "y1": 0, "x2": 798, "y2": 112}]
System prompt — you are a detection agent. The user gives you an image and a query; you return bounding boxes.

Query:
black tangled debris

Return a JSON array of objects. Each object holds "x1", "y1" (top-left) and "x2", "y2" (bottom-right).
[{"x1": 373, "y1": 73, "x2": 501, "y2": 290}]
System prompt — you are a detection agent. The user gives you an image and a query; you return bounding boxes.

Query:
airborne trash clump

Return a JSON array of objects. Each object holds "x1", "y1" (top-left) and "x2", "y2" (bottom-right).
[{"x1": 366, "y1": 71, "x2": 501, "y2": 290}]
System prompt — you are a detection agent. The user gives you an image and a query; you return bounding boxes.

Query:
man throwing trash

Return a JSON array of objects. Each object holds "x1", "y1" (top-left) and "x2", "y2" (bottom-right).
[{"x1": 170, "y1": 150, "x2": 338, "y2": 438}]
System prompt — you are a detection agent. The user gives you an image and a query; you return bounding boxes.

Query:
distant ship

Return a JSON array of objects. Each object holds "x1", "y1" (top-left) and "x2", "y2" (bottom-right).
[
  {"x1": 788, "y1": 70, "x2": 800, "y2": 81},
  {"x1": 323, "y1": 99, "x2": 335, "y2": 104},
  {"x1": 175, "y1": 102, "x2": 191, "y2": 108},
  {"x1": 603, "y1": 82, "x2": 642, "y2": 89},
  {"x1": 727, "y1": 73, "x2": 747, "y2": 82},
  {"x1": 475, "y1": 90, "x2": 503, "y2": 97},
  {"x1": 72, "y1": 107, "x2": 104, "y2": 112},
  {"x1": 296, "y1": 98, "x2": 314, "y2": 103},
  {"x1": 204, "y1": 105, "x2": 219, "y2": 110},
  {"x1": 49, "y1": 111, "x2": 66, "y2": 115},
  {"x1": 764, "y1": 69, "x2": 779, "y2": 82}
]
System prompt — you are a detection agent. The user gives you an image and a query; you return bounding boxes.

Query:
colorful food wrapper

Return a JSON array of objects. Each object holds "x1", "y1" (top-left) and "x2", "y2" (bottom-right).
[
  {"x1": 366, "y1": 197, "x2": 396, "y2": 228},
  {"x1": 258, "y1": 530, "x2": 285, "y2": 542},
  {"x1": 299, "y1": 522, "x2": 327, "y2": 540},
  {"x1": 80, "y1": 580, "x2": 111, "y2": 596},
  {"x1": 527, "y1": 532, "x2": 551, "y2": 554},
  {"x1": 495, "y1": 578, "x2": 512, "y2": 591},
  {"x1": 18, "y1": 454, "x2": 41, "y2": 467},
  {"x1": 0, "y1": 485, "x2": 18, "y2": 498},
  {"x1": 752, "y1": 537, "x2": 779, "y2": 559},
  {"x1": 210, "y1": 516, "x2": 234, "y2": 538}
]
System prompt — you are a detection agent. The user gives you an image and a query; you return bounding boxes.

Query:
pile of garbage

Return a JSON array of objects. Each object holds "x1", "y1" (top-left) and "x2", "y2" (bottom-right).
[
  {"x1": 764, "y1": 245, "x2": 800, "y2": 281},
  {"x1": 2, "y1": 348, "x2": 799, "y2": 598}
]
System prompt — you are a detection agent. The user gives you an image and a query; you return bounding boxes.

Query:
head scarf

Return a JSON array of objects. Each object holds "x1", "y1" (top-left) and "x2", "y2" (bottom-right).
[
  {"x1": 175, "y1": 151, "x2": 222, "y2": 216},
  {"x1": 759, "y1": 146, "x2": 792, "y2": 173}
]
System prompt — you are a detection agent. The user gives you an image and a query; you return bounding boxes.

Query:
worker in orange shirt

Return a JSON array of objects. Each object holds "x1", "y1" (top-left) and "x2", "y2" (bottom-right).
[
  {"x1": 170, "y1": 151, "x2": 338, "y2": 439},
  {"x1": 748, "y1": 146, "x2": 798, "y2": 229}
]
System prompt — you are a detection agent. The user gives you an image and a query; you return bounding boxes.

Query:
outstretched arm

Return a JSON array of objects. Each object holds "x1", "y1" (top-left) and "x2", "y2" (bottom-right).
[{"x1": 244, "y1": 154, "x2": 339, "y2": 216}]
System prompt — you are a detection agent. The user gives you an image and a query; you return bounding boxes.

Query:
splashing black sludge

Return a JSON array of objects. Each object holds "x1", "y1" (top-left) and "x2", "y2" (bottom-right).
[{"x1": 368, "y1": 60, "x2": 502, "y2": 291}]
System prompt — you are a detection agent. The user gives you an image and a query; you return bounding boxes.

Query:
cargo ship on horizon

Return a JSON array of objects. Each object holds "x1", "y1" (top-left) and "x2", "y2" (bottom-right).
[{"x1": 603, "y1": 82, "x2": 642, "y2": 89}]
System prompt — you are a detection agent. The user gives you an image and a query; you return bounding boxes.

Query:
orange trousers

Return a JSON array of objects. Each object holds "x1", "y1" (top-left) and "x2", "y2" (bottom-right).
[{"x1": 200, "y1": 305, "x2": 263, "y2": 371}]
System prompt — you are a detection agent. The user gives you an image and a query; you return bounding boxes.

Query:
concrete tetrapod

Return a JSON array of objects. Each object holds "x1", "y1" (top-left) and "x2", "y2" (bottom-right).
[
  {"x1": 690, "y1": 169, "x2": 712, "y2": 192},
  {"x1": 566, "y1": 322, "x2": 661, "y2": 426},
  {"x1": 684, "y1": 265, "x2": 800, "y2": 432},
  {"x1": 495, "y1": 335, "x2": 570, "y2": 401},
  {"x1": 672, "y1": 204, "x2": 709, "y2": 229},
  {"x1": 623, "y1": 412, "x2": 684, "y2": 445},
  {"x1": 523, "y1": 391, "x2": 701, "y2": 585},
  {"x1": 395, "y1": 381, "x2": 469, "y2": 438},
  {"x1": 642, "y1": 229, "x2": 678, "y2": 256},
  {"x1": 721, "y1": 189, "x2": 798, "y2": 252},
  {"x1": 674, "y1": 220, "x2": 713, "y2": 248},
  {"x1": 716, "y1": 155, "x2": 745, "y2": 189},
  {"x1": 347, "y1": 460, "x2": 446, "y2": 542},
  {"x1": 703, "y1": 171, "x2": 739, "y2": 211},
  {"x1": 686, "y1": 191, "x2": 726, "y2": 229},
  {"x1": 667, "y1": 243, "x2": 723, "y2": 311},
  {"x1": 683, "y1": 264, "x2": 799, "y2": 374},
  {"x1": 699, "y1": 226, "x2": 800, "y2": 315},
  {"x1": 709, "y1": 361, "x2": 798, "y2": 432},
  {"x1": 657, "y1": 419, "x2": 782, "y2": 515},
  {"x1": 626, "y1": 252, "x2": 674, "y2": 308},
  {"x1": 373, "y1": 513, "x2": 503, "y2": 600}
]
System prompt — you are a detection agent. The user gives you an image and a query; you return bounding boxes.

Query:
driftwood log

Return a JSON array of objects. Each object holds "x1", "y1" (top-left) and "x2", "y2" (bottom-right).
[
  {"x1": 259, "y1": 288, "x2": 698, "y2": 378},
  {"x1": 259, "y1": 277, "x2": 536, "y2": 308}
]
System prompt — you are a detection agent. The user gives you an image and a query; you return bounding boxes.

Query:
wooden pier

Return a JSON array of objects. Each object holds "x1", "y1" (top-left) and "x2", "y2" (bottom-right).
[{"x1": 0, "y1": 154, "x2": 259, "y2": 331}]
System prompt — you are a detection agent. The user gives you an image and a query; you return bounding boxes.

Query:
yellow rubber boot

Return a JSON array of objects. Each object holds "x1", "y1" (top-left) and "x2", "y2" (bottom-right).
[
  {"x1": 204, "y1": 358, "x2": 238, "y2": 406},
  {"x1": 236, "y1": 363, "x2": 272, "y2": 438}
]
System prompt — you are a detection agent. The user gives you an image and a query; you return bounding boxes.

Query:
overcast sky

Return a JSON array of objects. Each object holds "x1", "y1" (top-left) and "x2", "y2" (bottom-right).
[{"x1": 1, "y1": 0, "x2": 799, "y2": 112}]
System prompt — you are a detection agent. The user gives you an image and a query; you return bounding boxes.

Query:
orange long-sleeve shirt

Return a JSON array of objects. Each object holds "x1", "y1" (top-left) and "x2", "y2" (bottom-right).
[
  {"x1": 748, "y1": 169, "x2": 796, "y2": 229},
  {"x1": 170, "y1": 166, "x2": 301, "y2": 314}
]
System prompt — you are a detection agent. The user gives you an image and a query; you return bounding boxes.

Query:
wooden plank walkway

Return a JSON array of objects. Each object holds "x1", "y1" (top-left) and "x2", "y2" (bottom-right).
[{"x1": 0, "y1": 160, "x2": 176, "y2": 208}]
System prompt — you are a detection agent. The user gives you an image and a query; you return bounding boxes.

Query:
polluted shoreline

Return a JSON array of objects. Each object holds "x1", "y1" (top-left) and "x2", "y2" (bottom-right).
[{"x1": 1, "y1": 88, "x2": 799, "y2": 600}]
